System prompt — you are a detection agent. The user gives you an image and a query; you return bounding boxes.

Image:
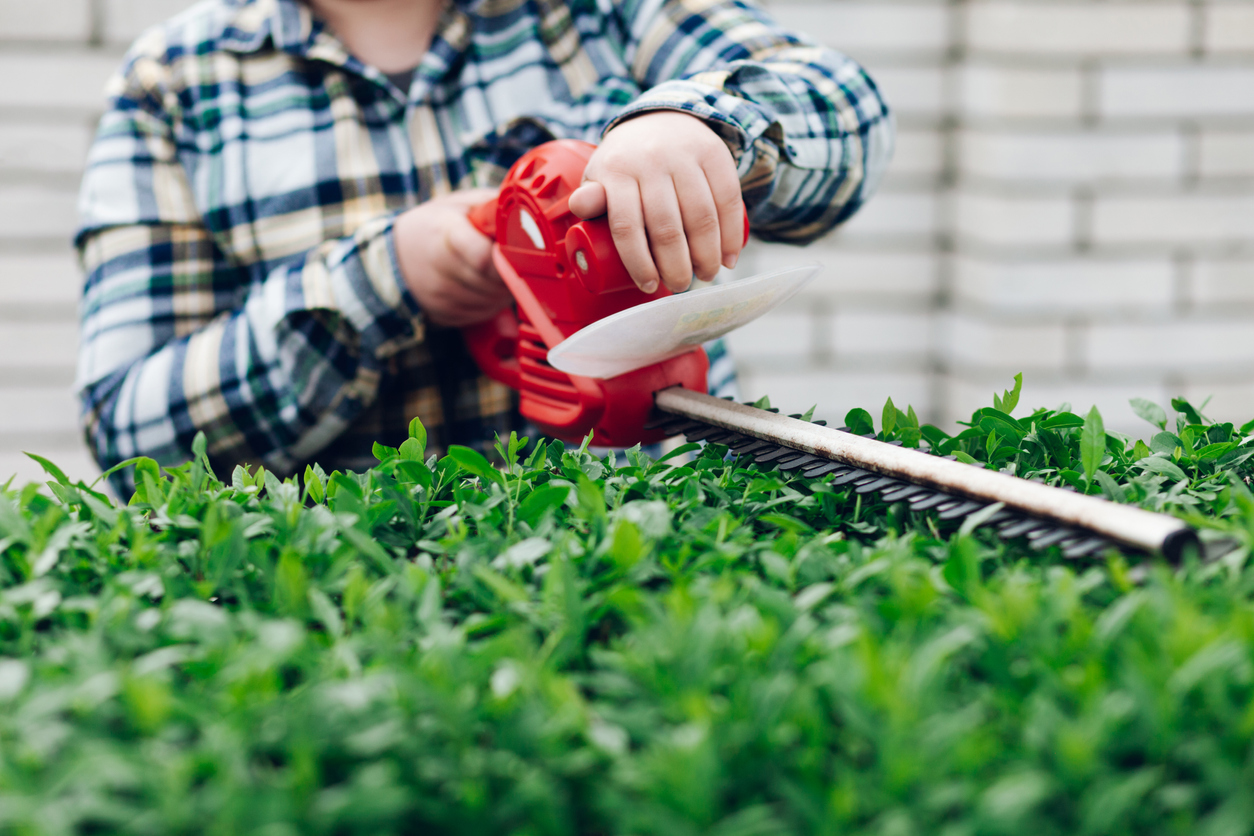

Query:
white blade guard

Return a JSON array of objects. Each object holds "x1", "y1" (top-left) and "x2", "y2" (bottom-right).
[{"x1": 547, "y1": 264, "x2": 822, "y2": 380}]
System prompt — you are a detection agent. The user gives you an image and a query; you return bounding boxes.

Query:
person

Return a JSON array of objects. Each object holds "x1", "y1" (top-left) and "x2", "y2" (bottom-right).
[{"x1": 75, "y1": 0, "x2": 893, "y2": 495}]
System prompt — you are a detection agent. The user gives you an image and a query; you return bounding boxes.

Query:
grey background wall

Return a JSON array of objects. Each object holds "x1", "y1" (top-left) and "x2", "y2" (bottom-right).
[{"x1": 1, "y1": 0, "x2": 1251, "y2": 487}]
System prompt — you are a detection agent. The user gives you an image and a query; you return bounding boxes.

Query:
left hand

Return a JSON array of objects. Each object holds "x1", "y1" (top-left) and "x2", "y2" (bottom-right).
[{"x1": 567, "y1": 111, "x2": 745, "y2": 294}]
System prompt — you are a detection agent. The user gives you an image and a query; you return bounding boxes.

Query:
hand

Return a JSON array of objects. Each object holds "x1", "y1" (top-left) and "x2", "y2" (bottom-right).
[
  {"x1": 393, "y1": 189, "x2": 511, "y2": 328},
  {"x1": 567, "y1": 111, "x2": 744, "y2": 294}
]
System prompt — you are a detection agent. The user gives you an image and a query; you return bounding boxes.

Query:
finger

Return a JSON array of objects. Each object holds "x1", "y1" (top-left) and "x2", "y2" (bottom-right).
[
  {"x1": 701, "y1": 153, "x2": 745, "y2": 269},
  {"x1": 568, "y1": 181, "x2": 608, "y2": 219},
  {"x1": 640, "y1": 176, "x2": 692, "y2": 293},
  {"x1": 445, "y1": 216, "x2": 496, "y2": 279},
  {"x1": 672, "y1": 167, "x2": 723, "y2": 283},
  {"x1": 603, "y1": 176, "x2": 661, "y2": 293},
  {"x1": 425, "y1": 275, "x2": 510, "y2": 327}
]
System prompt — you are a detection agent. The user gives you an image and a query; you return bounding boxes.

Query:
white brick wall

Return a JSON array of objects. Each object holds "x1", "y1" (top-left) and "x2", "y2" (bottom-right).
[
  {"x1": 0, "y1": 0, "x2": 92, "y2": 42},
  {"x1": 745, "y1": 0, "x2": 1254, "y2": 436},
  {"x1": 1, "y1": 0, "x2": 1252, "y2": 490},
  {"x1": 1101, "y1": 65, "x2": 1254, "y2": 118},
  {"x1": 1206, "y1": 3, "x2": 1254, "y2": 54},
  {"x1": 964, "y1": 2, "x2": 1192, "y2": 57},
  {"x1": 1200, "y1": 130, "x2": 1254, "y2": 177},
  {"x1": 0, "y1": 0, "x2": 128, "y2": 487}
]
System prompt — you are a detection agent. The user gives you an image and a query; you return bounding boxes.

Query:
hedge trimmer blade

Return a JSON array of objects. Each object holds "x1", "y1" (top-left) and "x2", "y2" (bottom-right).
[
  {"x1": 650, "y1": 388, "x2": 1204, "y2": 562},
  {"x1": 546, "y1": 264, "x2": 820, "y2": 379}
]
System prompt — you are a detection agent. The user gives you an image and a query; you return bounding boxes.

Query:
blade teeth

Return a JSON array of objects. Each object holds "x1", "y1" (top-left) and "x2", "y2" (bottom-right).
[
  {"x1": 643, "y1": 411, "x2": 679, "y2": 431},
  {"x1": 854, "y1": 476, "x2": 900, "y2": 495},
  {"x1": 998, "y1": 519, "x2": 1053, "y2": 540},
  {"x1": 1028, "y1": 527, "x2": 1081, "y2": 550},
  {"x1": 755, "y1": 446, "x2": 807, "y2": 464},
  {"x1": 936, "y1": 500, "x2": 985, "y2": 520},
  {"x1": 656, "y1": 418, "x2": 704, "y2": 436},
  {"x1": 982, "y1": 509, "x2": 1015, "y2": 526},
  {"x1": 778, "y1": 454, "x2": 824, "y2": 472},
  {"x1": 1062, "y1": 537, "x2": 1111, "y2": 559},
  {"x1": 830, "y1": 467, "x2": 872, "y2": 486},
  {"x1": 732, "y1": 439, "x2": 774, "y2": 456},
  {"x1": 683, "y1": 425, "x2": 730, "y2": 442},
  {"x1": 880, "y1": 485, "x2": 929, "y2": 503},
  {"x1": 662, "y1": 405, "x2": 1125, "y2": 560},
  {"x1": 803, "y1": 462, "x2": 848, "y2": 479},
  {"x1": 908, "y1": 492, "x2": 952, "y2": 511}
]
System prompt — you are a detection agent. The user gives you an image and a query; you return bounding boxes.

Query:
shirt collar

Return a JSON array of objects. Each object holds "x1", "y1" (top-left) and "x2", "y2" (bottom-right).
[{"x1": 219, "y1": 0, "x2": 486, "y2": 56}]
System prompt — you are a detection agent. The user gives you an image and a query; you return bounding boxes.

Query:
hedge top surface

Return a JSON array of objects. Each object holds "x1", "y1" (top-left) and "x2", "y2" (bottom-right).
[{"x1": 1, "y1": 386, "x2": 1253, "y2": 835}]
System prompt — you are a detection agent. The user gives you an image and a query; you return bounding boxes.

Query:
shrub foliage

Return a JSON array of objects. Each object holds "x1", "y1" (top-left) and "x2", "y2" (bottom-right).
[{"x1": 2, "y1": 387, "x2": 1254, "y2": 835}]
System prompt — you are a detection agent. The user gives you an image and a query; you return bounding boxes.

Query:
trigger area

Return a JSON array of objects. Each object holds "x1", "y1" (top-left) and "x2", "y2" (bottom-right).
[
  {"x1": 467, "y1": 199, "x2": 498, "y2": 239},
  {"x1": 565, "y1": 209, "x2": 753, "y2": 296}
]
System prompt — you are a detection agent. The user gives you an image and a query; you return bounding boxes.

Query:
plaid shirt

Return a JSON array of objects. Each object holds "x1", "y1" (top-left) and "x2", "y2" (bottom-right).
[{"x1": 75, "y1": 0, "x2": 893, "y2": 492}]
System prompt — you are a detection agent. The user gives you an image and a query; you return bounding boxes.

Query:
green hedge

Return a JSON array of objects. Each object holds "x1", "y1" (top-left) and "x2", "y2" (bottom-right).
[{"x1": 1, "y1": 384, "x2": 1253, "y2": 835}]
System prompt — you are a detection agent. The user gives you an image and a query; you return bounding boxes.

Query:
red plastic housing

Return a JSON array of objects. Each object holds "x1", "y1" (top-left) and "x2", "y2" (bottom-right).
[{"x1": 461, "y1": 140, "x2": 709, "y2": 447}]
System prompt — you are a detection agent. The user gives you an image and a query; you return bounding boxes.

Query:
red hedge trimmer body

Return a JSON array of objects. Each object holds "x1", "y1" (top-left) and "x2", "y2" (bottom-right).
[{"x1": 461, "y1": 139, "x2": 708, "y2": 448}]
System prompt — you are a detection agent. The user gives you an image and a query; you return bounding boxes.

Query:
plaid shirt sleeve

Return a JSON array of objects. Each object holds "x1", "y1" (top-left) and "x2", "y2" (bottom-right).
[
  {"x1": 601, "y1": 0, "x2": 893, "y2": 243},
  {"x1": 76, "y1": 50, "x2": 421, "y2": 482}
]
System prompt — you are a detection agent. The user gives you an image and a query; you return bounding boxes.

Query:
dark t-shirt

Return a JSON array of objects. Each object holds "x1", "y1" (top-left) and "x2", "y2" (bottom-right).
[{"x1": 385, "y1": 69, "x2": 415, "y2": 96}]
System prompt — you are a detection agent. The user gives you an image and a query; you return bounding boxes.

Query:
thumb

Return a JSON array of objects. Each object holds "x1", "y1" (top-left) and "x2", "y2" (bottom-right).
[{"x1": 568, "y1": 181, "x2": 608, "y2": 219}]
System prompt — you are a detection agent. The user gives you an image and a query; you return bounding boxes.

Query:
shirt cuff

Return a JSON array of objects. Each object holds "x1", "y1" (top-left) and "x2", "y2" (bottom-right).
[
  {"x1": 309, "y1": 212, "x2": 426, "y2": 359},
  {"x1": 605, "y1": 76, "x2": 770, "y2": 174}
]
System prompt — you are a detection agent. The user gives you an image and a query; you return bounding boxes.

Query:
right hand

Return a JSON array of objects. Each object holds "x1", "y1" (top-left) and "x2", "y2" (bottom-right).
[{"x1": 393, "y1": 189, "x2": 511, "y2": 328}]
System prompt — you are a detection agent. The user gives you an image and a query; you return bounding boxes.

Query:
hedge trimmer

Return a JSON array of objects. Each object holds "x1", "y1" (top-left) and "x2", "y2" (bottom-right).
[{"x1": 461, "y1": 140, "x2": 1199, "y2": 562}]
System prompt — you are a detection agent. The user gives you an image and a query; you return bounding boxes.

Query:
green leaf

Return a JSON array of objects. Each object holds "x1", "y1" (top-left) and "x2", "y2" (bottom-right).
[
  {"x1": 1094, "y1": 470, "x2": 1126, "y2": 503},
  {"x1": 1081, "y1": 405, "x2": 1106, "y2": 484},
  {"x1": 518, "y1": 484, "x2": 571, "y2": 525},
  {"x1": 605, "y1": 520, "x2": 646, "y2": 570},
  {"x1": 656, "y1": 442, "x2": 700, "y2": 464},
  {"x1": 372, "y1": 442, "x2": 397, "y2": 463},
  {"x1": 1171, "y1": 397, "x2": 1206, "y2": 426},
  {"x1": 978, "y1": 409, "x2": 1027, "y2": 441},
  {"x1": 994, "y1": 373, "x2": 1023, "y2": 414},
  {"x1": 408, "y1": 415, "x2": 428, "y2": 448},
  {"x1": 1150, "y1": 432, "x2": 1183, "y2": 457},
  {"x1": 1041, "y1": 412, "x2": 1085, "y2": 430},
  {"x1": 1136, "y1": 455, "x2": 1188, "y2": 482},
  {"x1": 90, "y1": 456, "x2": 150, "y2": 490},
  {"x1": 303, "y1": 465, "x2": 325, "y2": 504},
  {"x1": 447, "y1": 445, "x2": 506, "y2": 487},
  {"x1": 882, "y1": 398, "x2": 897, "y2": 437},
  {"x1": 1129, "y1": 398, "x2": 1167, "y2": 431},
  {"x1": 845, "y1": 408, "x2": 874, "y2": 436},
  {"x1": 399, "y1": 437, "x2": 426, "y2": 462},
  {"x1": 24, "y1": 453, "x2": 69, "y2": 486},
  {"x1": 1196, "y1": 441, "x2": 1238, "y2": 461}
]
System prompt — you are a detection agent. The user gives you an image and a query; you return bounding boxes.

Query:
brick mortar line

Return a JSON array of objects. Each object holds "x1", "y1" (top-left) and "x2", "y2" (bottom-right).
[
  {"x1": 950, "y1": 241, "x2": 1254, "y2": 259},
  {"x1": 944, "y1": 303, "x2": 1254, "y2": 326},
  {"x1": 953, "y1": 178, "x2": 1254, "y2": 196},
  {"x1": 958, "y1": 53, "x2": 1254, "y2": 68},
  {"x1": 0, "y1": 171, "x2": 89, "y2": 189},
  {"x1": 0, "y1": 41, "x2": 125, "y2": 55}
]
